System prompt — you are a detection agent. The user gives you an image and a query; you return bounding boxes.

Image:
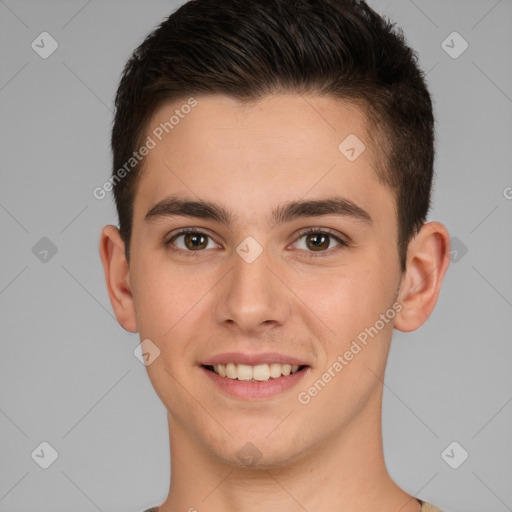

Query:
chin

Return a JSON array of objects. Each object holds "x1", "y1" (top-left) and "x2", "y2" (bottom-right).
[{"x1": 206, "y1": 432, "x2": 309, "y2": 470}]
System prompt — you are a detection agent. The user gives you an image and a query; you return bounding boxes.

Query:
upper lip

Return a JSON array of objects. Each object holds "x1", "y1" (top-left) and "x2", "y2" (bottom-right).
[{"x1": 201, "y1": 352, "x2": 310, "y2": 367}]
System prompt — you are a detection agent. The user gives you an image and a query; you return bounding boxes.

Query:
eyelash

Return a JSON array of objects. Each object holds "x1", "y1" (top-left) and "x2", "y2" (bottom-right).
[{"x1": 165, "y1": 227, "x2": 350, "y2": 258}]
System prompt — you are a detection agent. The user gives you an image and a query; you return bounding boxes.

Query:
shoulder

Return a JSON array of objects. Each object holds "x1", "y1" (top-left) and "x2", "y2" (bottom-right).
[
  {"x1": 420, "y1": 501, "x2": 445, "y2": 512},
  {"x1": 142, "y1": 503, "x2": 444, "y2": 512}
]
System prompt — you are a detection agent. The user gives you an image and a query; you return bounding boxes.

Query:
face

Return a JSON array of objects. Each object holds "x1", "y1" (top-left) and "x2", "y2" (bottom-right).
[{"x1": 124, "y1": 94, "x2": 406, "y2": 466}]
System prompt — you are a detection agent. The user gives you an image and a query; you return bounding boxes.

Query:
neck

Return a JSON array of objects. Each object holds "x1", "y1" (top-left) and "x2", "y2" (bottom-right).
[{"x1": 157, "y1": 387, "x2": 421, "y2": 512}]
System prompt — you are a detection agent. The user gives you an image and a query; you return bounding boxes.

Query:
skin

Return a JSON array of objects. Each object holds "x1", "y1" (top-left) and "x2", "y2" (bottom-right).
[{"x1": 100, "y1": 93, "x2": 450, "y2": 512}]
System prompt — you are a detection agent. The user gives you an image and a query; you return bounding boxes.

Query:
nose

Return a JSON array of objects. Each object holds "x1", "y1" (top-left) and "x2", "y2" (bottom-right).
[{"x1": 214, "y1": 244, "x2": 291, "y2": 335}]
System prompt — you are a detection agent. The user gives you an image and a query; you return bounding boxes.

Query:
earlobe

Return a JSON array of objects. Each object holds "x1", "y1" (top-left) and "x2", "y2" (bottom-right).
[
  {"x1": 99, "y1": 225, "x2": 138, "y2": 333},
  {"x1": 394, "y1": 221, "x2": 451, "y2": 333}
]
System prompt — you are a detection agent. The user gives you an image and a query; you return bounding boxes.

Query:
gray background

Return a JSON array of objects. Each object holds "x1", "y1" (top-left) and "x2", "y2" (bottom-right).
[{"x1": 1, "y1": 1, "x2": 511, "y2": 511}]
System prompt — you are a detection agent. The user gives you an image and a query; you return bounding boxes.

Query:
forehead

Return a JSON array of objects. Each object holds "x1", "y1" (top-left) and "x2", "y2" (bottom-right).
[
  {"x1": 146, "y1": 93, "x2": 373, "y2": 158},
  {"x1": 134, "y1": 93, "x2": 394, "y2": 223}
]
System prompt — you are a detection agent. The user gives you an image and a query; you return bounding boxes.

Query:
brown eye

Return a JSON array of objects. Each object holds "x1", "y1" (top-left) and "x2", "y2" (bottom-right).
[
  {"x1": 168, "y1": 230, "x2": 218, "y2": 252},
  {"x1": 305, "y1": 232, "x2": 331, "y2": 251},
  {"x1": 183, "y1": 232, "x2": 208, "y2": 250},
  {"x1": 292, "y1": 229, "x2": 348, "y2": 255}
]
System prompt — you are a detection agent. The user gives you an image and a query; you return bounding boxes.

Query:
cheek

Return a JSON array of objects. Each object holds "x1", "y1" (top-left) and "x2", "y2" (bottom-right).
[
  {"x1": 131, "y1": 258, "x2": 222, "y2": 378},
  {"x1": 294, "y1": 261, "x2": 396, "y2": 369},
  {"x1": 131, "y1": 262, "x2": 207, "y2": 394},
  {"x1": 131, "y1": 258, "x2": 202, "y2": 339},
  {"x1": 298, "y1": 268, "x2": 384, "y2": 331}
]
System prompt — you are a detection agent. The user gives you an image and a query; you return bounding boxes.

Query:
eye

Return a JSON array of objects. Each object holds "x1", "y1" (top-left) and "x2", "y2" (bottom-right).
[
  {"x1": 164, "y1": 227, "x2": 349, "y2": 258},
  {"x1": 166, "y1": 228, "x2": 219, "y2": 253},
  {"x1": 292, "y1": 228, "x2": 348, "y2": 254}
]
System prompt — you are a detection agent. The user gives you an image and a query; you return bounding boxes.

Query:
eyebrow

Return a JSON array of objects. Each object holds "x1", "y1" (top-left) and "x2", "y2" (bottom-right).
[{"x1": 144, "y1": 195, "x2": 373, "y2": 227}]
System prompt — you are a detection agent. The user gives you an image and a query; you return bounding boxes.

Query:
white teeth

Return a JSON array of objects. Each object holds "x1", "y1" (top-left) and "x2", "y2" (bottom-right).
[
  {"x1": 281, "y1": 364, "x2": 292, "y2": 376},
  {"x1": 237, "y1": 364, "x2": 253, "y2": 381},
  {"x1": 225, "y1": 363, "x2": 237, "y2": 379},
  {"x1": 252, "y1": 364, "x2": 270, "y2": 381},
  {"x1": 269, "y1": 363, "x2": 282, "y2": 378},
  {"x1": 211, "y1": 362, "x2": 303, "y2": 381}
]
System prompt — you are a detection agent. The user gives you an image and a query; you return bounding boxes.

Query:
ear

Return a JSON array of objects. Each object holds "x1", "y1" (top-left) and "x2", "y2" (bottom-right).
[
  {"x1": 99, "y1": 225, "x2": 138, "y2": 333},
  {"x1": 394, "y1": 221, "x2": 451, "y2": 332}
]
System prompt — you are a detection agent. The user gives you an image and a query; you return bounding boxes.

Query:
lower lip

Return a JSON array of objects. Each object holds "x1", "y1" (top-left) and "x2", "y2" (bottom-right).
[{"x1": 200, "y1": 366, "x2": 309, "y2": 400}]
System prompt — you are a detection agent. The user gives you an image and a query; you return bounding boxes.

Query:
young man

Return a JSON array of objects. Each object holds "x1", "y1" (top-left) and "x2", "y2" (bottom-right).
[{"x1": 99, "y1": 1, "x2": 450, "y2": 511}]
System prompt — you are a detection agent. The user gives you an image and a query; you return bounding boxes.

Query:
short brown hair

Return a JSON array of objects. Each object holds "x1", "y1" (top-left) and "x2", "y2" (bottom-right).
[{"x1": 110, "y1": 0, "x2": 435, "y2": 273}]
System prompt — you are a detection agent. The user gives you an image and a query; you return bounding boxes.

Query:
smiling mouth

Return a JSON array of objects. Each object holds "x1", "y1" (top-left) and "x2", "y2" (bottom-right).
[{"x1": 202, "y1": 363, "x2": 308, "y2": 382}]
